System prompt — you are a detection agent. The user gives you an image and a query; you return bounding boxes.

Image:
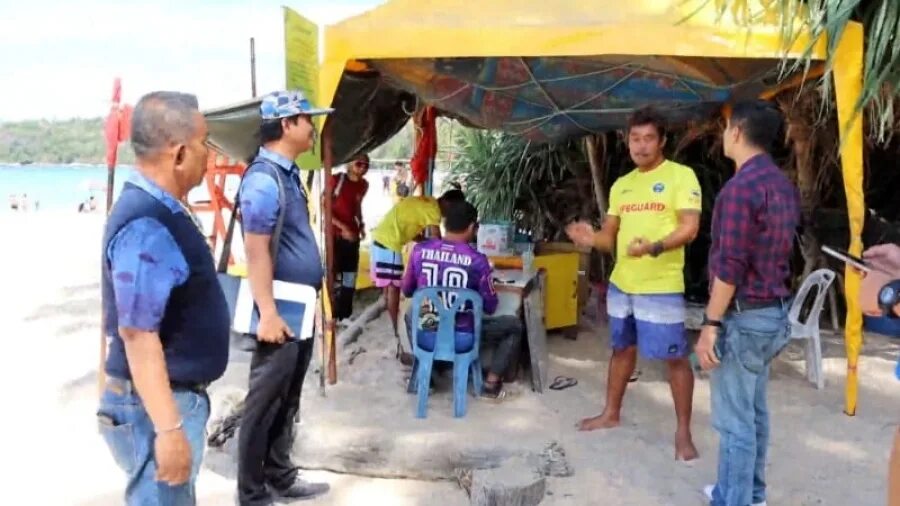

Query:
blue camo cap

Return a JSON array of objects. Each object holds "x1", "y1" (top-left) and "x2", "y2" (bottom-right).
[{"x1": 259, "y1": 90, "x2": 334, "y2": 120}]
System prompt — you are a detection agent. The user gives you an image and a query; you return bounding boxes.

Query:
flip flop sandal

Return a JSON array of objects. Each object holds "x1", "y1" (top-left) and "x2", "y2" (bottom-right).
[
  {"x1": 549, "y1": 376, "x2": 578, "y2": 391},
  {"x1": 629, "y1": 370, "x2": 642, "y2": 383},
  {"x1": 395, "y1": 342, "x2": 415, "y2": 366},
  {"x1": 480, "y1": 383, "x2": 520, "y2": 403}
]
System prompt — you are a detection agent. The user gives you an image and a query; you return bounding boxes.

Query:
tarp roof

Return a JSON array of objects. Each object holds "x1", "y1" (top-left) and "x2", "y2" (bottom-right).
[
  {"x1": 319, "y1": 0, "x2": 833, "y2": 163},
  {"x1": 203, "y1": 97, "x2": 262, "y2": 164},
  {"x1": 318, "y1": 0, "x2": 868, "y2": 414}
]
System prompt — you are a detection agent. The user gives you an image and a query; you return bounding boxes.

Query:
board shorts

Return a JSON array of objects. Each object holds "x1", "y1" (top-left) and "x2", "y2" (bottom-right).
[
  {"x1": 607, "y1": 283, "x2": 688, "y2": 360},
  {"x1": 370, "y1": 242, "x2": 404, "y2": 288}
]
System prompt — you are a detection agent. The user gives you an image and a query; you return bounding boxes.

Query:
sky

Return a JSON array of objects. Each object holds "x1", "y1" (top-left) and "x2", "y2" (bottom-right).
[{"x1": 0, "y1": 0, "x2": 385, "y2": 121}]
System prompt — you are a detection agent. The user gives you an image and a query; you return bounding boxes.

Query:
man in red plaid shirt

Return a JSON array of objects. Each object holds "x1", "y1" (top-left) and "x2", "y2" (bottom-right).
[{"x1": 697, "y1": 100, "x2": 801, "y2": 506}]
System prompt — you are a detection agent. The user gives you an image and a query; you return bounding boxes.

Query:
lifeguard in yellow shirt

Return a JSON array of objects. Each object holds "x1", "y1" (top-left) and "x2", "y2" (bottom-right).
[
  {"x1": 370, "y1": 189, "x2": 466, "y2": 362},
  {"x1": 567, "y1": 108, "x2": 701, "y2": 461}
]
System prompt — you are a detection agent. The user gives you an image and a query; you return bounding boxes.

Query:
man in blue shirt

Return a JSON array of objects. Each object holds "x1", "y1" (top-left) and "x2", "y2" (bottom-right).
[
  {"x1": 236, "y1": 91, "x2": 332, "y2": 505},
  {"x1": 98, "y1": 91, "x2": 231, "y2": 505}
]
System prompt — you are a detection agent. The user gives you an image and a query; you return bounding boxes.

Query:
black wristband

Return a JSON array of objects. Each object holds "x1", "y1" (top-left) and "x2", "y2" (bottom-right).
[
  {"x1": 650, "y1": 241, "x2": 665, "y2": 257},
  {"x1": 701, "y1": 314, "x2": 723, "y2": 328}
]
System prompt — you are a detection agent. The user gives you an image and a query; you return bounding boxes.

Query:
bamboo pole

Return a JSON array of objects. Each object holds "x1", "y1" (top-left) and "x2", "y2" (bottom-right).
[{"x1": 831, "y1": 24, "x2": 865, "y2": 416}]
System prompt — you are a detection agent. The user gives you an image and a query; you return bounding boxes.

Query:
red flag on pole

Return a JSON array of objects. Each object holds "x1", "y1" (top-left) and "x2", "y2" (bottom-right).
[
  {"x1": 103, "y1": 78, "x2": 131, "y2": 212},
  {"x1": 99, "y1": 78, "x2": 132, "y2": 397}
]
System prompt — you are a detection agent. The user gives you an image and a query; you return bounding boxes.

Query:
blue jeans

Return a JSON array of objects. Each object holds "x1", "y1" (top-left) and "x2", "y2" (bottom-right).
[
  {"x1": 97, "y1": 386, "x2": 210, "y2": 505},
  {"x1": 710, "y1": 304, "x2": 790, "y2": 506}
]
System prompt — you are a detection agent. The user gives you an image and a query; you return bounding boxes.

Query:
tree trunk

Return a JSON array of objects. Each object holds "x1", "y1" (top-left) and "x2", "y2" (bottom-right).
[
  {"x1": 584, "y1": 134, "x2": 610, "y2": 280},
  {"x1": 780, "y1": 95, "x2": 820, "y2": 280},
  {"x1": 584, "y1": 134, "x2": 607, "y2": 221},
  {"x1": 466, "y1": 458, "x2": 546, "y2": 506}
]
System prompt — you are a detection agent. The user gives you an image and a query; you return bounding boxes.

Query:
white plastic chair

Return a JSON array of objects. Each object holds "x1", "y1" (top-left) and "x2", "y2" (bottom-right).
[{"x1": 788, "y1": 268, "x2": 836, "y2": 390}]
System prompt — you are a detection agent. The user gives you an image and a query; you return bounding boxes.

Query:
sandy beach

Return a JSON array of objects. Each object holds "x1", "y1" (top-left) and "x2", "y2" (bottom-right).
[{"x1": 4, "y1": 212, "x2": 898, "y2": 505}]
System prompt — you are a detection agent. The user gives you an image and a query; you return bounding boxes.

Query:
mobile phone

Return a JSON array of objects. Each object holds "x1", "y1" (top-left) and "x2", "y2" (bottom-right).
[{"x1": 821, "y1": 245, "x2": 869, "y2": 272}]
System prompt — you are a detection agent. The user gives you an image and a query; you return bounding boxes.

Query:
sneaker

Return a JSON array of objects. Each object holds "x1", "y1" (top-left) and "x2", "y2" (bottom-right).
[
  {"x1": 271, "y1": 477, "x2": 330, "y2": 502},
  {"x1": 703, "y1": 484, "x2": 766, "y2": 506}
]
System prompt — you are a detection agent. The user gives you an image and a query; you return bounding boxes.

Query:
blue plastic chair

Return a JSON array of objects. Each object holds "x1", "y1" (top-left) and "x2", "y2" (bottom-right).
[{"x1": 406, "y1": 287, "x2": 483, "y2": 418}]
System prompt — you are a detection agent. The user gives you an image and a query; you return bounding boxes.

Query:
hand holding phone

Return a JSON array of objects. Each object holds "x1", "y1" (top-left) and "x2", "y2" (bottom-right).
[{"x1": 821, "y1": 245, "x2": 871, "y2": 273}]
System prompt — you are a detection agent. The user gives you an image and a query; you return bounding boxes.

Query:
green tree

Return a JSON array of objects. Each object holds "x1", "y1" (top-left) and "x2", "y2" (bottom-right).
[{"x1": 0, "y1": 117, "x2": 135, "y2": 165}]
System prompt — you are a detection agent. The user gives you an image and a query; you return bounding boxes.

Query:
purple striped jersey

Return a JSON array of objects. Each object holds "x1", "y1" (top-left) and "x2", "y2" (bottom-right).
[{"x1": 401, "y1": 238, "x2": 498, "y2": 331}]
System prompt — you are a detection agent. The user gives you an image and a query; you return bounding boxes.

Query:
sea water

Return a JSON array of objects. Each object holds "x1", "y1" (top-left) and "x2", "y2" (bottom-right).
[{"x1": 0, "y1": 164, "x2": 136, "y2": 212}]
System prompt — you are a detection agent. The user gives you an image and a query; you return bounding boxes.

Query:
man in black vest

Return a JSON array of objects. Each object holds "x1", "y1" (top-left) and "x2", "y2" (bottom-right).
[
  {"x1": 98, "y1": 91, "x2": 230, "y2": 504},
  {"x1": 236, "y1": 91, "x2": 332, "y2": 505}
]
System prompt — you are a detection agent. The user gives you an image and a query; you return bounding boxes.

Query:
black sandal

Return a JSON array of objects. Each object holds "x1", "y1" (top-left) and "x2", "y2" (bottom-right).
[
  {"x1": 482, "y1": 381, "x2": 502, "y2": 399},
  {"x1": 395, "y1": 342, "x2": 414, "y2": 366},
  {"x1": 549, "y1": 376, "x2": 578, "y2": 391}
]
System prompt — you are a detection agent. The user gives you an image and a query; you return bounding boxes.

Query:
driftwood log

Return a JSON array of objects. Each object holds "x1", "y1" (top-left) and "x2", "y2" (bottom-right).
[{"x1": 207, "y1": 296, "x2": 386, "y2": 448}]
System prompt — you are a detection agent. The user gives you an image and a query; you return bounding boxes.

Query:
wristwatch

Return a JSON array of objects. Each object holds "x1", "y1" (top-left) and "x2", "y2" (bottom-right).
[
  {"x1": 878, "y1": 279, "x2": 900, "y2": 319},
  {"x1": 649, "y1": 241, "x2": 665, "y2": 258},
  {"x1": 701, "y1": 314, "x2": 722, "y2": 328}
]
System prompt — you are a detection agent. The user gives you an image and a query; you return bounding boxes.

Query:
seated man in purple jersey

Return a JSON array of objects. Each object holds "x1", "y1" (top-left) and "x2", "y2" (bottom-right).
[{"x1": 401, "y1": 199, "x2": 523, "y2": 399}]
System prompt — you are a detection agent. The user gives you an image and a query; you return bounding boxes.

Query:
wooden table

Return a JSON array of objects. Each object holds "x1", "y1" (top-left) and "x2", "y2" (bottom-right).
[{"x1": 491, "y1": 269, "x2": 549, "y2": 393}]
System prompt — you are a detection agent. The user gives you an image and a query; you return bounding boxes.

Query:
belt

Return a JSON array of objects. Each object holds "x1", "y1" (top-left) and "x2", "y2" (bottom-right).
[
  {"x1": 729, "y1": 297, "x2": 789, "y2": 313},
  {"x1": 105, "y1": 376, "x2": 209, "y2": 396}
]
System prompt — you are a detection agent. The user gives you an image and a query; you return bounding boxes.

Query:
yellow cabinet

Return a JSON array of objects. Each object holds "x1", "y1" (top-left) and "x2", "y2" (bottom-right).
[{"x1": 533, "y1": 252, "x2": 579, "y2": 330}]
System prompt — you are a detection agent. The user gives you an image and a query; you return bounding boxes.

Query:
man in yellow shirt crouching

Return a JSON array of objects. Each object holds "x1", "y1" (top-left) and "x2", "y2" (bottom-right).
[
  {"x1": 567, "y1": 107, "x2": 701, "y2": 461},
  {"x1": 370, "y1": 189, "x2": 466, "y2": 362}
]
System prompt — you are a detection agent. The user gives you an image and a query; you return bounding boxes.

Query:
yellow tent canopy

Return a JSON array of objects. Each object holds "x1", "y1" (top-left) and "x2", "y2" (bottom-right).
[{"x1": 317, "y1": 0, "x2": 865, "y2": 414}]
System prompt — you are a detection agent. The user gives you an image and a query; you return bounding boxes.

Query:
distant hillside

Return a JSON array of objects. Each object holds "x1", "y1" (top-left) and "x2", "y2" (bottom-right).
[
  {"x1": 0, "y1": 115, "x2": 456, "y2": 166},
  {"x1": 0, "y1": 117, "x2": 134, "y2": 165}
]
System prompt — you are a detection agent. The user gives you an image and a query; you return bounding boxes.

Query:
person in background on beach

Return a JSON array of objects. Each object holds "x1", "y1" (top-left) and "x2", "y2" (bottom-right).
[
  {"x1": 370, "y1": 188, "x2": 465, "y2": 364},
  {"x1": 696, "y1": 100, "x2": 800, "y2": 506},
  {"x1": 98, "y1": 91, "x2": 230, "y2": 504},
  {"x1": 393, "y1": 161, "x2": 410, "y2": 200},
  {"x1": 237, "y1": 90, "x2": 332, "y2": 506},
  {"x1": 8, "y1": 194, "x2": 18, "y2": 211},
  {"x1": 401, "y1": 199, "x2": 522, "y2": 399},
  {"x1": 329, "y1": 153, "x2": 370, "y2": 325},
  {"x1": 382, "y1": 173, "x2": 391, "y2": 195},
  {"x1": 80, "y1": 195, "x2": 98, "y2": 213},
  {"x1": 19, "y1": 193, "x2": 28, "y2": 211},
  {"x1": 566, "y1": 106, "x2": 701, "y2": 461},
  {"x1": 855, "y1": 243, "x2": 900, "y2": 506}
]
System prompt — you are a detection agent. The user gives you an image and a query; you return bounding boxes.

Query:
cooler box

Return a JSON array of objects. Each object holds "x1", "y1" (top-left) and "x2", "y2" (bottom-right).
[{"x1": 477, "y1": 222, "x2": 514, "y2": 256}]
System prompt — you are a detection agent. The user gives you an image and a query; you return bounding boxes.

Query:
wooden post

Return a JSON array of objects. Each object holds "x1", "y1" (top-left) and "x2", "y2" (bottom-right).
[
  {"x1": 321, "y1": 123, "x2": 338, "y2": 384},
  {"x1": 250, "y1": 38, "x2": 257, "y2": 98},
  {"x1": 99, "y1": 169, "x2": 114, "y2": 397}
]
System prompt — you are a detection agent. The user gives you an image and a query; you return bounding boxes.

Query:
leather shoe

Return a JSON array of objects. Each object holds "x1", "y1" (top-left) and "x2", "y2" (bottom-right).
[{"x1": 271, "y1": 477, "x2": 330, "y2": 502}]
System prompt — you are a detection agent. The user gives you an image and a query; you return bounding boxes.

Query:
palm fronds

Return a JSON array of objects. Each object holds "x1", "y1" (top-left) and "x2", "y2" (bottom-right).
[
  {"x1": 698, "y1": 0, "x2": 900, "y2": 141},
  {"x1": 448, "y1": 128, "x2": 593, "y2": 240}
]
